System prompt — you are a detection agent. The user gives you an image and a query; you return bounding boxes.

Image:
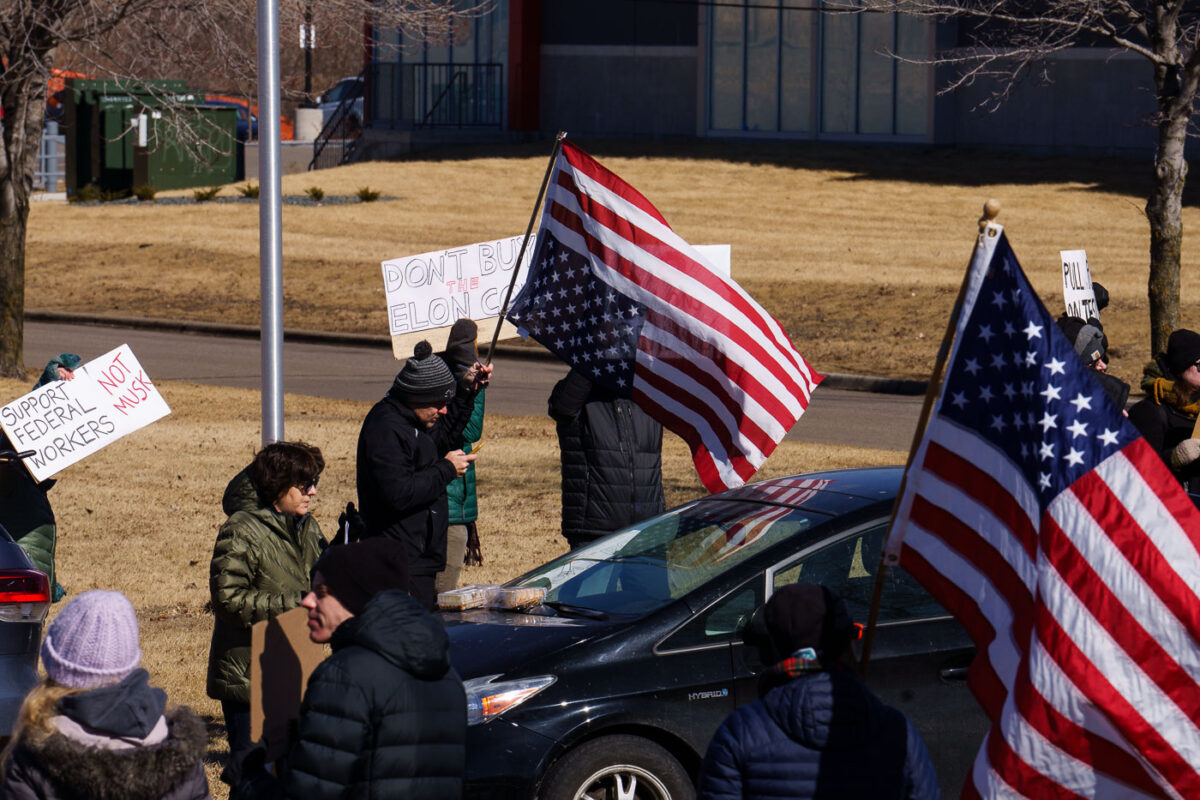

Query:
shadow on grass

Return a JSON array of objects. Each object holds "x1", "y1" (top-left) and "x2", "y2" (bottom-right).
[
  {"x1": 392, "y1": 137, "x2": 1187, "y2": 204},
  {"x1": 203, "y1": 712, "x2": 230, "y2": 774}
]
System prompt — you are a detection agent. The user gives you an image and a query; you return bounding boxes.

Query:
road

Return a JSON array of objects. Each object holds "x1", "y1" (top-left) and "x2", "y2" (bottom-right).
[{"x1": 22, "y1": 320, "x2": 925, "y2": 452}]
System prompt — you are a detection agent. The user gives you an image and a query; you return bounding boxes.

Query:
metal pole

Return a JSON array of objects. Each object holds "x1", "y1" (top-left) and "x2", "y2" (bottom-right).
[
  {"x1": 258, "y1": 0, "x2": 284, "y2": 444},
  {"x1": 304, "y1": 3, "x2": 313, "y2": 102},
  {"x1": 486, "y1": 131, "x2": 567, "y2": 363}
]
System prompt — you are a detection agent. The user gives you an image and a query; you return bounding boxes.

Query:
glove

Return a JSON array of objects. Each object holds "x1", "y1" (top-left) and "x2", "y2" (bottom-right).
[
  {"x1": 1171, "y1": 438, "x2": 1200, "y2": 470},
  {"x1": 464, "y1": 521, "x2": 483, "y2": 566}
]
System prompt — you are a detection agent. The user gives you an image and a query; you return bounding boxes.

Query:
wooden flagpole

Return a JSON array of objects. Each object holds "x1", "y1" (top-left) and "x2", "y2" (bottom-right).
[
  {"x1": 484, "y1": 130, "x2": 568, "y2": 366},
  {"x1": 858, "y1": 199, "x2": 1001, "y2": 680}
]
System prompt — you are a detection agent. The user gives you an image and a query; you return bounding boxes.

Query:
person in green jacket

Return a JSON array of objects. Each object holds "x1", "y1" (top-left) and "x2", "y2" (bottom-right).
[
  {"x1": 436, "y1": 319, "x2": 485, "y2": 594},
  {"x1": 206, "y1": 440, "x2": 327, "y2": 780}
]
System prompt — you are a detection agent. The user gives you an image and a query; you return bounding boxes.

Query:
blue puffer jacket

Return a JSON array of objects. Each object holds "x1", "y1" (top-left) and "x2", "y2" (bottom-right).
[{"x1": 698, "y1": 669, "x2": 939, "y2": 800}]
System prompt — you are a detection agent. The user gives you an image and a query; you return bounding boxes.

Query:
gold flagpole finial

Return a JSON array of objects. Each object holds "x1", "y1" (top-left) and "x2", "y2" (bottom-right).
[{"x1": 979, "y1": 198, "x2": 1001, "y2": 232}]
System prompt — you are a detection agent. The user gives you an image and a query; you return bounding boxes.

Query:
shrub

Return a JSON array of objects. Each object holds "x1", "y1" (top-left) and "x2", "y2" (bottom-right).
[
  {"x1": 133, "y1": 185, "x2": 157, "y2": 202},
  {"x1": 304, "y1": 186, "x2": 325, "y2": 202},
  {"x1": 238, "y1": 183, "x2": 260, "y2": 199},
  {"x1": 69, "y1": 184, "x2": 101, "y2": 203},
  {"x1": 193, "y1": 186, "x2": 221, "y2": 202},
  {"x1": 356, "y1": 186, "x2": 381, "y2": 203},
  {"x1": 101, "y1": 189, "x2": 130, "y2": 202}
]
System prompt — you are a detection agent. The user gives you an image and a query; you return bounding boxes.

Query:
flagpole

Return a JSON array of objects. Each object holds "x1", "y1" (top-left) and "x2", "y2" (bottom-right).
[
  {"x1": 484, "y1": 130, "x2": 568, "y2": 365},
  {"x1": 858, "y1": 199, "x2": 1000, "y2": 680}
]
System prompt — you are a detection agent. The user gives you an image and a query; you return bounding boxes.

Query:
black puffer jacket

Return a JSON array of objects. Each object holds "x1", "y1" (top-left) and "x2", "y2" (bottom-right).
[
  {"x1": 356, "y1": 388, "x2": 477, "y2": 575},
  {"x1": 242, "y1": 590, "x2": 466, "y2": 800},
  {"x1": 1129, "y1": 395, "x2": 1200, "y2": 491},
  {"x1": 2, "y1": 694, "x2": 210, "y2": 800},
  {"x1": 549, "y1": 370, "x2": 665, "y2": 541}
]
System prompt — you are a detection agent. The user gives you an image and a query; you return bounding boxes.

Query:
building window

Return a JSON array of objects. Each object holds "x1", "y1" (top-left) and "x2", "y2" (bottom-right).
[{"x1": 707, "y1": 0, "x2": 930, "y2": 139}]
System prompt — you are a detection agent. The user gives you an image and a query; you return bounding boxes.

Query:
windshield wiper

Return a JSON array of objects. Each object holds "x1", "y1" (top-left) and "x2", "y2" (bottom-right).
[{"x1": 541, "y1": 600, "x2": 609, "y2": 620}]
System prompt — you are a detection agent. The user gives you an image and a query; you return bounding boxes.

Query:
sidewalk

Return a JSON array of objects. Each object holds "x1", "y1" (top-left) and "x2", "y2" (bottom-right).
[{"x1": 25, "y1": 309, "x2": 929, "y2": 396}]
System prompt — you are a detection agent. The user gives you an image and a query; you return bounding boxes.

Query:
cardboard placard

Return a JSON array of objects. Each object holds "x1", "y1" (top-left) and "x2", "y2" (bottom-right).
[
  {"x1": 382, "y1": 238, "x2": 732, "y2": 360},
  {"x1": 0, "y1": 345, "x2": 170, "y2": 482},
  {"x1": 1061, "y1": 249, "x2": 1098, "y2": 321},
  {"x1": 249, "y1": 607, "x2": 328, "y2": 760}
]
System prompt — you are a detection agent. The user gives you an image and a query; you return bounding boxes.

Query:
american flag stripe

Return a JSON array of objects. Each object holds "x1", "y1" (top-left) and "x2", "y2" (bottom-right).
[
  {"x1": 547, "y1": 167, "x2": 818, "y2": 408},
  {"x1": 886, "y1": 230, "x2": 1200, "y2": 797},
  {"x1": 508, "y1": 140, "x2": 820, "y2": 493}
]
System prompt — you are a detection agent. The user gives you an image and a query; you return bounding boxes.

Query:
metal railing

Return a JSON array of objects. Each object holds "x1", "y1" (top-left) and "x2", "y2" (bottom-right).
[
  {"x1": 368, "y1": 62, "x2": 503, "y2": 131},
  {"x1": 35, "y1": 122, "x2": 66, "y2": 192},
  {"x1": 309, "y1": 68, "x2": 366, "y2": 172}
]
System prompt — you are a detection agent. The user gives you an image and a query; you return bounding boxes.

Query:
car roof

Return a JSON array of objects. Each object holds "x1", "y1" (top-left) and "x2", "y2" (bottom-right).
[{"x1": 696, "y1": 465, "x2": 903, "y2": 518}]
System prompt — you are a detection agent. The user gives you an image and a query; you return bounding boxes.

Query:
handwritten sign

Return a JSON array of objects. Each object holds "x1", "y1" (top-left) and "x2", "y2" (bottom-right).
[
  {"x1": 0, "y1": 345, "x2": 171, "y2": 481},
  {"x1": 1061, "y1": 249, "x2": 1098, "y2": 320},
  {"x1": 382, "y1": 237, "x2": 733, "y2": 359}
]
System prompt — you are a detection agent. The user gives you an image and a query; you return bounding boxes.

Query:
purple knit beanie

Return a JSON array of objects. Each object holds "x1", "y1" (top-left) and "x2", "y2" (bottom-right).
[{"x1": 41, "y1": 590, "x2": 142, "y2": 689}]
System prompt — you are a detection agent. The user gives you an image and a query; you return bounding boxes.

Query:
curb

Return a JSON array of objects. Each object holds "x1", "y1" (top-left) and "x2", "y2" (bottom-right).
[{"x1": 25, "y1": 310, "x2": 929, "y2": 395}]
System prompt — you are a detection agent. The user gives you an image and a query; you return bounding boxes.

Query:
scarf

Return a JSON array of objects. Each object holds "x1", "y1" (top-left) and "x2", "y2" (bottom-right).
[{"x1": 1150, "y1": 377, "x2": 1200, "y2": 418}]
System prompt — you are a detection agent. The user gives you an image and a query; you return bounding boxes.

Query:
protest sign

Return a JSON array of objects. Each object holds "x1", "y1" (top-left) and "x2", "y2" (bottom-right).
[
  {"x1": 381, "y1": 238, "x2": 732, "y2": 360},
  {"x1": 0, "y1": 345, "x2": 171, "y2": 482},
  {"x1": 1060, "y1": 249, "x2": 1098, "y2": 320},
  {"x1": 250, "y1": 606, "x2": 327, "y2": 760}
]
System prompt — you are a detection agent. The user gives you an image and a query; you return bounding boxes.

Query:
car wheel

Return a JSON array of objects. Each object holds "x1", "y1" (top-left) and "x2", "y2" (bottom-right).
[{"x1": 540, "y1": 734, "x2": 695, "y2": 800}]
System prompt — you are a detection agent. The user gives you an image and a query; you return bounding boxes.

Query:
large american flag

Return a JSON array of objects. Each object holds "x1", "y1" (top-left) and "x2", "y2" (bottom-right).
[
  {"x1": 886, "y1": 228, "x2": 1200, "y2": 798},
  {"x1": 507, "y1": 140, "x2": 821, "y2": 493}
]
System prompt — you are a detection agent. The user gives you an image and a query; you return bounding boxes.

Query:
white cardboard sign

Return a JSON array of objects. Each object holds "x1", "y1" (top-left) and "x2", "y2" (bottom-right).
[
  {"x1": 0, "y1": 345, "x2": 171, "y2": 481},
  {"x1": 381, "y1": 237, "x2": 732, "y2": 359},
  {"x1": 1060, "y1": 249, "x2": 1098, "y2": 320}
]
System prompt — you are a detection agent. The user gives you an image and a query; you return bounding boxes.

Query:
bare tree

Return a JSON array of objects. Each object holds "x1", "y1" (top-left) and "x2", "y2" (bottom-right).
[
  {"x1": 0, "y1": 0, "x2": 490, "y2": 378},
  {"x1": 855, "y1": 0, "x2": 1197, "y2": 356}
]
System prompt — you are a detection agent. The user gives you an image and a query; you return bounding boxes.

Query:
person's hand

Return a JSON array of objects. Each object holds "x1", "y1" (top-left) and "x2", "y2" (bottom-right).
[
  {"x1": 460, "y1": 361, "x2": 493, "y2": 390},
  {"x1": 57, "y1": 367, "x2": 75, "y2": 381},
  {"x1": 1172, "y1": 438, "x2": 1200, "y2": 470},
  {"x1": 445, "y1": 449, "x2": 477, "y2": 476}
]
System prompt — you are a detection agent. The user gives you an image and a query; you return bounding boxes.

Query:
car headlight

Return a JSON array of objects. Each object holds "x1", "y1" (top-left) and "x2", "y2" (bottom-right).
[{"x1": 464, "y1": 674, "x2": 556, "y2": 726}]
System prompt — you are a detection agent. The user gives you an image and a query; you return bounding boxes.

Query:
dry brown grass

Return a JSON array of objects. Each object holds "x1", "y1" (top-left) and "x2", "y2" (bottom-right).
[
  {"x1": 0, "y1": 372, "x2": 903, "y2": 797},
  {"x1": 26, "y1": 141, "x2": 1198, "y2": 389}
]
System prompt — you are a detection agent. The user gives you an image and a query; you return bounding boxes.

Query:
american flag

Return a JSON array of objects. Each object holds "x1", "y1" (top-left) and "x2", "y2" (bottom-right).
[
  {"x1": 886, "y1": 228, "x2": 1200, "y2": 798},
  {"x1": 507, "y1": 141, "x2": 822, "y2": 493}
]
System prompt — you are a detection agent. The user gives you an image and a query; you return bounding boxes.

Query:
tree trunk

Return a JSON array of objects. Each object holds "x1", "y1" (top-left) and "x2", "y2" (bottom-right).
[
  {"x1": 1146, "y1": 109, "x2": 1189, "y2": 359},
  {"x1": 0, "y1": 73, "x2": 49, "y2": 379}
]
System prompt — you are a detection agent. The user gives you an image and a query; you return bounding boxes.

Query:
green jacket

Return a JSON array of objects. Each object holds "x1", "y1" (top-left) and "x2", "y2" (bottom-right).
[
  {"x1": 206, "y1": 468, "x2": 326, "y2": 704},
  {"x1": 446, "y1": 391, "x2": 485, "y2": 525}
]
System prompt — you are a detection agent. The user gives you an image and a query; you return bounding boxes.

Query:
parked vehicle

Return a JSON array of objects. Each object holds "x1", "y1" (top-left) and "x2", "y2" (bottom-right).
[
  {"x1": 442, "y1": 466, "x2": 986, "y2": 800},
  {"x1": 316, "y1": 76, "x2": 363, "y2": 132},
  {"x1": 0, "y1": 450, "x2": 54, "y2": 734},
  {"x1": 201, "y1": 95, "x2": 295, "y2": 141}
]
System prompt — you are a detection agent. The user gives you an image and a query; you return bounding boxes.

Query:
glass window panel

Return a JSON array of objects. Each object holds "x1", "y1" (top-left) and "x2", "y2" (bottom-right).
[
  {"x1": 780, "y1": 9, "x2": 813, "y2": 132},
  {"x1": 820, "y1": 11, "x2": 856, "y2": 134},
  {"x1": 710, "y1": 7, "x2": 745, "y2": 130},
  {"x1": 745, "y1": 1, "x2": 779, "y2": 131},
  {"x1": 895, "y1": 15, "x2": 931, "y2": 136},
  {"x1": 857, "y1": 11, "x2": 894, "y2": 134}
]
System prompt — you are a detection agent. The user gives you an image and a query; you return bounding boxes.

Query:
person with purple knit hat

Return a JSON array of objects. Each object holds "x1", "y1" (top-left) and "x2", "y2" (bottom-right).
[{"x1": 0, "y1": 590, "x2": 210, "y2": 799}]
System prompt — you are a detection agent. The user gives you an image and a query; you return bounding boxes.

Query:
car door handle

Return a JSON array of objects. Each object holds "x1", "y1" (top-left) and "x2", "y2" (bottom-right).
[{"x1": 939, "y1": 666, "x2": 969, "y2": 681}]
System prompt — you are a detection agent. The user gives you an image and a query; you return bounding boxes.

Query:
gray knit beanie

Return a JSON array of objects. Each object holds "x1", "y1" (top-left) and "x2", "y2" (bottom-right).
[
  {"x1": 41, "y1": 590, "x2": 141, "y2": 689},
  {"x1": 390, "y1": 341, "x2": 456, "y2": 405}
]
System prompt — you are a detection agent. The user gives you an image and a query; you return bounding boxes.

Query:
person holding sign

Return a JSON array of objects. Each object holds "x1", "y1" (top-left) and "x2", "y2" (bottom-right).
[
  {"x1": 356, "y1": 341, "x2": 491, "y2": 610},
  {"x1": 1129, "y1": 329, "x2": 1200, "y2": 492},
  {"x1": 206, "y1": 441, "x2": 327, "y2": 777}
]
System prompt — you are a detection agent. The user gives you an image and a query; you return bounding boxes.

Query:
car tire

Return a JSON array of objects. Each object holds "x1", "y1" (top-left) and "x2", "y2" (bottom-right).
[{"x1": 539, "y1": 734, "x2": 696, "y2": 800}]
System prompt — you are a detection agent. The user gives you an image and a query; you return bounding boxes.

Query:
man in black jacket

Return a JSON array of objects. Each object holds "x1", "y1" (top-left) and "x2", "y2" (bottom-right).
[
  {"x1": 357, "y1": 340, "x2": 490, "y2": 608},
  {"x1": 549, "y1": 369, "x2": 665, "y2": 550},
  {"x1": 234, "y1": 538, "x2": 467, "y2": 800}
]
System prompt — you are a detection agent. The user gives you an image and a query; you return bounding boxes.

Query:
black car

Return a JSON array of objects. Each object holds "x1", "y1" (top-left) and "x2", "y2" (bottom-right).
[{"x1": 442, "y1": 466, "x2": 987, "y2": 800}]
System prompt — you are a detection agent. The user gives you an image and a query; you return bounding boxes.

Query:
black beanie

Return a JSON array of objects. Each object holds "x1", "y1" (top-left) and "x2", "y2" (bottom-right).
[
  {"x1": 390, "y1": 341, "x2": 456, "y2": 406},
  {"x1": 1166, "y1": 329, "x2": 1200, "y2": 378},
  {"x1": 442, "y1": 318, "x2": 479, "y2": 379},
  {"x1": 1056, "y1": 315, "x2": 1106, "y2": 366},
  {"x1": 750, "y1": 584, "x2": 856, "y2": 666},
  {"x1": 314, "y1": 538, "x2": 410, "y2": 614}
]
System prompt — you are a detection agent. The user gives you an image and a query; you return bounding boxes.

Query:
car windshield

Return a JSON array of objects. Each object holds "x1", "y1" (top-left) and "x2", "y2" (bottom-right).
[
  {"x1": 323, "y1": 80, "x2": 360, "y2": 103},
  {"x1": 514, "y1": 500, "x2": 823, "y2": 616}
]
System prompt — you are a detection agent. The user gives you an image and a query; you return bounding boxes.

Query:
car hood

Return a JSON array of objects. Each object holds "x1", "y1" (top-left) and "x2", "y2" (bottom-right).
[{"x1": 441, "y1": 609, "x2": 618, "y2": 679}]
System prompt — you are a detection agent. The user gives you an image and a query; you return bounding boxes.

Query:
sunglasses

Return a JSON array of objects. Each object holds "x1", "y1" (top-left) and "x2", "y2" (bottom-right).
[{"x1": 295, "y1": 476, "x2": 320, "y2": 493}]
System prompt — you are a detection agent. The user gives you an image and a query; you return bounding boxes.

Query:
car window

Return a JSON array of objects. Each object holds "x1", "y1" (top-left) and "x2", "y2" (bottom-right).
[
  {"x1": 660, "y1": 579, "x2": 763, "y2": 651},
  {"x1": 516, "y1": 500, "x2": 825, "y2": 616},
  {"x1": 772, "y1": 522, "x2": 946, "y2": 623}
]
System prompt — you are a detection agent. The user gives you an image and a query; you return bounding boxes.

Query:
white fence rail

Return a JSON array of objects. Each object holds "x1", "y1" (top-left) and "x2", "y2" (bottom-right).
[{"x1": 35, "y1": 122, "x2": 66, "y2": 193}]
